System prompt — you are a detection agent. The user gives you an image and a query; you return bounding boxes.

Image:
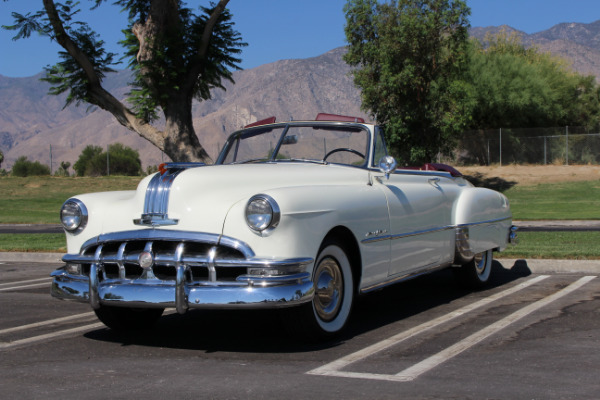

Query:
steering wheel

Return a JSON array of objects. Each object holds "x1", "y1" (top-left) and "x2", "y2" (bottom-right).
[{"x1": 323, "y1": 148, "x2": 366, "y2": 162}]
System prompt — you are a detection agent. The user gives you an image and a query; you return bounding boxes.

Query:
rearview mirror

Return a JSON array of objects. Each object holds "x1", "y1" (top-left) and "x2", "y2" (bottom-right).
[{"x1": 282, "y1": 135, "x2": 298, "y2": 145}]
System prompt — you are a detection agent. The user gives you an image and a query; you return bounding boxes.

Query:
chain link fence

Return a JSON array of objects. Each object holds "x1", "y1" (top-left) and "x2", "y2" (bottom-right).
[
  {"x1": 457, "y1": 127, "x2": 600, "y2": 165},
  {"x1": 4, "y1": 126, "x2": 600, "y2": 174}
]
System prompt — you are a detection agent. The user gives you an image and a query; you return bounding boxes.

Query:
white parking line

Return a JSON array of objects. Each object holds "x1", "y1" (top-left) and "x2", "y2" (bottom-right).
[
  {"x1": 394, "y1": 275, "x2": 596, "y2": 381},
  {"x1": 309, "y1": 276, "x2": 595, "y2": 382},
  {"x1": 0, "y1": 282, "x2": 51, "y2": 292},
  {"x1": 0, "y1": 277, "x2": 51, "y2": 287},
  {"x1": 0, "y1": 322, "x2": 105, "y2": 351},
  {"x1": 0, "y1": 312, "x2": 96, "y2": 335},
  {"x1": 0, "y1": 277, "x2": 52, "y2": 292},
  {"x1": 0, "y1": 309, "x2": 177, "y2": 351},
  {"x1": 308, "y1": 275, "x2": 550, "y2": 380}
]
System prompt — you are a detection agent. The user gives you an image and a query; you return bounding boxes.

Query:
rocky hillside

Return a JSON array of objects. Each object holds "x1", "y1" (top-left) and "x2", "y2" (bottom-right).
[
  {"x1": 1, "y1": 20, "x2": 600, "y2": 171},
  {"x1": 469, "y1": 20, "x2": 600, "y2": 78},
  {"x1": 0, "y1": 47, "x2": 366, "y2": 171}
]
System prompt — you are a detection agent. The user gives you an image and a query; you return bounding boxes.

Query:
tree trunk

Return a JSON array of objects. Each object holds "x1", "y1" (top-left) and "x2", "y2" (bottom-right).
[
  {"x1": 41, "y1": 0, "x2": 228, "y2": 165},
  {"x1": 163, "y1": 98, "x2": 213, "y2": 163}
]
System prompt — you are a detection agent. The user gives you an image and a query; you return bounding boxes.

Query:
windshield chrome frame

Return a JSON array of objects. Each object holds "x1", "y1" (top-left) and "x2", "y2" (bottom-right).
[{"x1": 216, "y1": 121, "x2": 374, "y2": 167}]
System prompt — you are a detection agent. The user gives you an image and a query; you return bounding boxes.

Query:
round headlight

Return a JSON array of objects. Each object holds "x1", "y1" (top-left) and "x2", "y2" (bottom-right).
[
  {"x1": 60, "y1": 199, "x2": 88, "y2": 233},
  {"x1": 245, "y1": 194, "x2": 280, "y2": 233}
]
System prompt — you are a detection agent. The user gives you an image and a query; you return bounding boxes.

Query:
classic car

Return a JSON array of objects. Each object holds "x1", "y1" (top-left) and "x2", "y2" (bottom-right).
[{"x1": 51, "y1": 113, "x2": 517, "y2": 340}]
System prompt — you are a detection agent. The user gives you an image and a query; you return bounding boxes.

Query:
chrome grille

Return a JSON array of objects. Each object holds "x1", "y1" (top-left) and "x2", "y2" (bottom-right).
[
  {"x1": 81, "y1": 239, "x2": 246, "y2": 283},
  {"x1": 64, "y1": 230, "x2": 256, "y2": 285}
]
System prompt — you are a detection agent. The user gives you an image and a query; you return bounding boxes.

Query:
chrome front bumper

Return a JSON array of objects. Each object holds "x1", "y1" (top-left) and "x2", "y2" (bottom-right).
[
  {"x1": 51, "y1": 268, "x2": 314, "y2": 311},
  {"x1": 51, "y1": 229, "x2": 315, "y2": 312}
]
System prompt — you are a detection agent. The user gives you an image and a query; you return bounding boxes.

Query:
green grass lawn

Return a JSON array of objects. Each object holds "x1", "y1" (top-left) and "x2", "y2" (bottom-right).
[
  {"x1": 1, "y1": 175, "x2": 599, "y2": 258},
  {"x1": 503, "y1": 180, "x2": 600, "y2": 221},
  {"x1": 499, "y1": 231, "x2": 600, "y2": 260},
  {"x1": 0, "y1": 233, "x2": 66, "y2": 252},
  {"x1": 0, "y1": 176, "x2": 142, "y2": 224}
]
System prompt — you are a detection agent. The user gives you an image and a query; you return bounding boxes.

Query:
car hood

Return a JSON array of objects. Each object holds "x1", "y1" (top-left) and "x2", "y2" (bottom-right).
[{"x1": 129, "y1": 162, "x2": 369, "y2": 234}]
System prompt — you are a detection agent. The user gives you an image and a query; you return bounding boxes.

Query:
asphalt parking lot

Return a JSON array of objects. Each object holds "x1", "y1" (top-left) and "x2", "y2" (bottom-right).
[{"x1": 1, "y1": 259, "x2": 599, "y2": 399}]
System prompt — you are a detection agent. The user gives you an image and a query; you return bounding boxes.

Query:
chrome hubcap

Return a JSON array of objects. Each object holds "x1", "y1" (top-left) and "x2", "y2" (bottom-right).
[
  {"x1": 314, "y1": 257, "x2": 343, "y2": 322},
  {"x1": 474, "y1": 252, "x2": 487, "y2": 275}
]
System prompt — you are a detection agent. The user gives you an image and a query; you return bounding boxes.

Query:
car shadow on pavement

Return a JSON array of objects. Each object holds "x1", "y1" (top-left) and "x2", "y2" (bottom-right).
[{"x1": 83, "y1": 259, "x2": 532, "y2": 353}]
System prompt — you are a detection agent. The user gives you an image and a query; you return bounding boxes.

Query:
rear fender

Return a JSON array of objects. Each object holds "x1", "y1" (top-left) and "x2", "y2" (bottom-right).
[{"x1": 453, "y1": 187, "x2": 512, "y2": 262}]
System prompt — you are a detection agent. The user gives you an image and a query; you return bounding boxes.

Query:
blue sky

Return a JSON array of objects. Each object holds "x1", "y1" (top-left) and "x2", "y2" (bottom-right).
[{"x1": 1, "y1": 0, "x2": 599, "y2": 77}]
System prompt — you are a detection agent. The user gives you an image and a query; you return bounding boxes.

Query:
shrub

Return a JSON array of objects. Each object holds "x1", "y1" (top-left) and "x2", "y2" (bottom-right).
[
  {"x1": 105, "y1": 143, "x2": 142, "y2": 176},
  {"x1": 11, "y1": 156, "x2": 51, "y2": 176},
  {"x1": 73, "y1": 145, "x2": 103, "y2": 176},
  {"x1": 54, "y1": 161, "x2": 71, "y2": 177},
  {"x1": 73, "y1": 143, "x2": 142, "y2": 176}
]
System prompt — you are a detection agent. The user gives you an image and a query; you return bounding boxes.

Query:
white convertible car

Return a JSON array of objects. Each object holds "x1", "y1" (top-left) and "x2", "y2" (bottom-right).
[{"x1": 52, "y1": 113, "x2": 517, "y2": 339}]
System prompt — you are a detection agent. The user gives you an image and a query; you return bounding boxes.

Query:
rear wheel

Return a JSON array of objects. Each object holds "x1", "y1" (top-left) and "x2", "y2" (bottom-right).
[
  {"x1": 94, "y1": 306, "x2": 164, "y2": 331},
  {"x1": 282, "y1": 240, "x2": 354, "y2": 341},
  {"x1": 454, "y1": 249, "x2": 493, "y2": 288}
]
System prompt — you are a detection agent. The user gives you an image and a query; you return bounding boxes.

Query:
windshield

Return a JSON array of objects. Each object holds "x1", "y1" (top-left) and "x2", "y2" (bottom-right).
[{"x1": 219, "y1": 124, "x2": 370, "y2": 167}]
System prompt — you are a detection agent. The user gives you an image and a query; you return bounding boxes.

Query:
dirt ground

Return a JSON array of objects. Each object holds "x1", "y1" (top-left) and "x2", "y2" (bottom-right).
[{"x1": 458, "y1": 165, "x2": 600, "y2": 185}]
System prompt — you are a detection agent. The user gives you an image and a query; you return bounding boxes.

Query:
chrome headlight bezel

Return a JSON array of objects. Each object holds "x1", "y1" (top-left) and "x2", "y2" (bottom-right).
[
  {"x1": 60, "y1": 198, "x2": 88, "y2": 233},
  {"x1": 245, "y1": 194, "x2": 280, "y2": 234}
]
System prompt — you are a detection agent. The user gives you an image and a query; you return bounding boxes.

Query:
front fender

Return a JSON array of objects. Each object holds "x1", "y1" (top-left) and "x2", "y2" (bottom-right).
[
  {"x1": 63, "y1": 190, "x2": 140, "y2": 253},
  {"x1": 221, "y1": 184, "x2": 390, "y2": 277}
]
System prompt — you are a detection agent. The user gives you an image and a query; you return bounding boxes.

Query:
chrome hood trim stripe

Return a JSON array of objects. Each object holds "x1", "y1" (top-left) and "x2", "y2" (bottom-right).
[{"x1": 135, "y1": 164, "x2": 205, "y2": 226}]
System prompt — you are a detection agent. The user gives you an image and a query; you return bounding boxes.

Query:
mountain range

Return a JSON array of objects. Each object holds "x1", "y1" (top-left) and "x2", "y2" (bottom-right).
[{"x1": 1, "y1": 20, "x2": 600, "y2": 171}]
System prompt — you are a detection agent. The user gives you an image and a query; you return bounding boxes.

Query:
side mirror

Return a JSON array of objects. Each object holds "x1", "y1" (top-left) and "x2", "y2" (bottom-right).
[
  {"x1": 281, "y1": 135, "x2": 298, "y2": 145},
  {"x1": 378, "y1": 156, "x2": 397, "y2": 179}
]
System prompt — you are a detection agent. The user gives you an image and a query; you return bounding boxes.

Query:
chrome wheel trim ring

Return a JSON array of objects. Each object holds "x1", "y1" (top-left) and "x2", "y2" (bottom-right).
[
  {"x1": 313, "y1": 256, "x2": 343, "y2": 322},
  {"x1": 474, "y1": 250, "x2": 492, "y2": 281},
  {"x1": 474, "y1": 252, "x2": 486, "y2": 275}
]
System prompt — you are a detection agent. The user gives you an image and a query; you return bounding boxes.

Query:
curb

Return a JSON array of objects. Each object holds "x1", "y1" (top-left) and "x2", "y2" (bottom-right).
[
  {"x1": 0, "y1": 253, "x2": 598, "y2": 274},
  {"x1": 0, "y1": 224, "x2": 63, "y2": 234},
  {"x1": 0, "y1": 252, "x2": 63, "y2": 263},
  {"x1": 496, "y1": 258, "x2": 599, "y2": 274}
]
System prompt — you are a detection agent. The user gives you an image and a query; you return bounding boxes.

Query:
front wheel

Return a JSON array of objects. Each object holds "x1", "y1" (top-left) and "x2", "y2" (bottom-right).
[
  {"x1": 454, "y1": 249, "x2": 493, "y2": 289},
  {"x1": 94, "y1": 306, "x2": 164, "y2": 331},
  {"x1": 282, "y1": 240, "x2": 354, "y2": 341}
]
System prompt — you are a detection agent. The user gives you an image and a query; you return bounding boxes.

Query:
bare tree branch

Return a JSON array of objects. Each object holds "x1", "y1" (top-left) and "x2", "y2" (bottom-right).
[
  {"x1": 185, "y1": 0, "x2": 230, "y2": 91},
  {"x1": 41, "y1": 0, "x2": 167, "y2": 151}
]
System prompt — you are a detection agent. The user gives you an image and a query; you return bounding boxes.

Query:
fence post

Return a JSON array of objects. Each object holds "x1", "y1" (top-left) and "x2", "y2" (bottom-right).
[
  {"x1": 544, "y1": 136, "x2": 547, "y2": 165},
  {"x1": 565, "y1": 126, "x2": 569, "y2": 166},
  {"x1": 499, "y1": 128, "x2": 502, "y2": 166}
]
